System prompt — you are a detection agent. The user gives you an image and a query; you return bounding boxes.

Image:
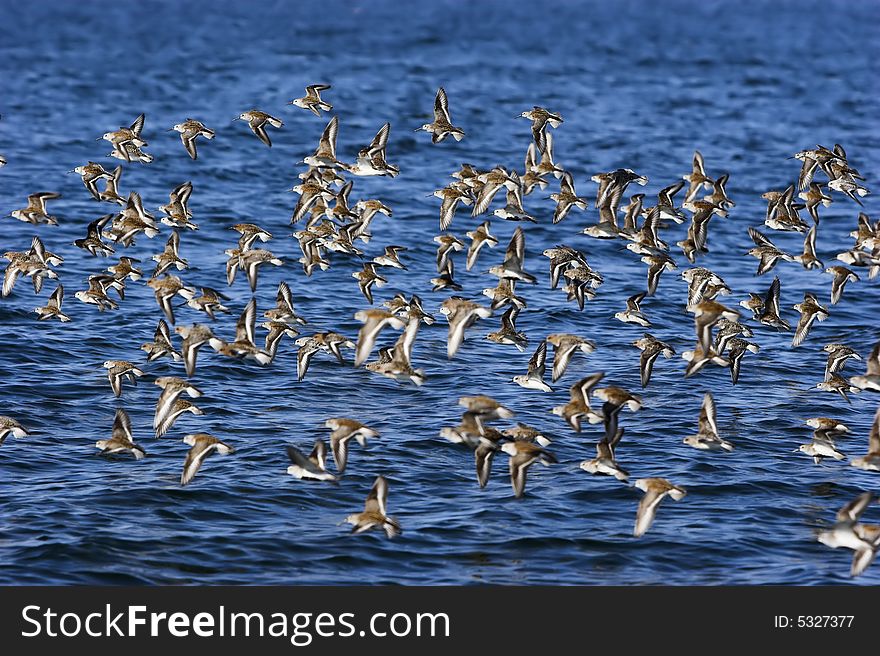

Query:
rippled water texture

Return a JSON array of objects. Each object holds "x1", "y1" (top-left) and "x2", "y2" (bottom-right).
[{"x1": 0, "y1": 0, "x2": 878, "y2": 584}]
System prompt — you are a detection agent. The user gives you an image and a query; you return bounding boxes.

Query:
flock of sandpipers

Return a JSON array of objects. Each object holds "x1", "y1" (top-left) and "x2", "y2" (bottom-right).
[{"x1": 0, "y1": 84, "x2": 878, "y2": 576}]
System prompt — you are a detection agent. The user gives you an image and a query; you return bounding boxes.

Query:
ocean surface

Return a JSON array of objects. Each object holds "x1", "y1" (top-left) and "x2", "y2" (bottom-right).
[{"x1": 0, "y1": 0, "x2": 878, "y2": 585}]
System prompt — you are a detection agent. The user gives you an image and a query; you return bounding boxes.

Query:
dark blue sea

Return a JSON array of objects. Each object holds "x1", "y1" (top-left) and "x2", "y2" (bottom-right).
[{"x1": 0, "y1": 0, "x2": 878, "y2": 585}]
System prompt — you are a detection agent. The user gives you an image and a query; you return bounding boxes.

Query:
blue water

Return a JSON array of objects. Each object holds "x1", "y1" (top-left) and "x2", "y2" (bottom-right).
[{"x1": 0, "y1": 0, "x2": 878, "y2": 585}]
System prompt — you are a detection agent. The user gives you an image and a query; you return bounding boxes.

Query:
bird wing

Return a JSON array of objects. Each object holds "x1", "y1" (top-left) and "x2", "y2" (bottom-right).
[
  {"x1": 365, "y1": 475, "x2": 388, "y2": 516},
  {"x1": 634, "y1": 488, "x2": 665, "y2": 537},
  {"x1": 505, "y1": 227, "x2": 526, "y2": 268},
  {"x1": 129, "y1": 113, "x2": 145, "y2": 136},
  {"x1": 318, "y1": 116, "x2": 338, "y2": 158},
  {"x1": 573, "y1": 373, "x2": 603, "y2": 405},
  {"x1": 837, "y1": 492, "x2": 874, "y2": 523},
  {"x1": 181, "y1": 439, "x2": 213, "y2": 486},
  {"x1": 111, "y1": 408, "x2": 134, "y2": 441},
  {"x1": 528, "y1": 340, "x2": 547, "y2": 377},
  {"x1": 49, "y1": 284, "x2": 64, "y2": 309},
  {"x1": 367, "y1": 122, "x2": 390, "y2": 157},
  {"x1": 434, "y1": 87, "x2": 451, "y2": 123},
  {"x1": 235, "y1": 298, "x2": 257, "y2": 345},
  {"x1": 749, "y1": 226, "x2": 774, "y2": 248},
  {"x1": 868, "y1": 408, "x2": 880, "y2": 454},
  {"x1": 287, "y1": 444, "x2": 321, "y2": 476},
  {"x1": 866, "y1": 341, "x2": 880, "y2": 376},
  {"x1": 698, "y1": 392, "x2": 718, "y2": 435}
]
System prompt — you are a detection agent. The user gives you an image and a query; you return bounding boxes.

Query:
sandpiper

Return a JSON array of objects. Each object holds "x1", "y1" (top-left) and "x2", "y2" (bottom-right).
[
  {"x1": 186, "y1": 286, "x2": 231, "y2": 320},
  {"x1": 817, "y1": 492, "x2": 879, "y2": 577},
  {"x1": 552, "y1": 373, "x2": 605, "y2": 432},
  {"x1": 580, "y1": 427, "x2": 629, "y2": 481},
  {"x1": 434, "y1": 184, "x2": 473, "y2": 231},
  {"x1": 683, "y1": 150, "x2": 714, "y2": 204},
  {"x1": 263, "y1": 281, "x2": 306, "y2": 325},
  {"x1": 289, "y1": 84, "x2": 332, "y2": 116},
  {"x1": 794, "y1": 223, "x2": 823, "y2": 270},
  {"x1": 180, "y1": 433, "x2": 234, "y2": 486},
  {"x1": 825, "y1": 346, "x2": 864, "y2": 383},
  {"x1": 70, "y1": 161, "x2": 112, "y2": 200},
  {"x1": 726, "y1": 337, "x2": 760, "y2": 384},
  {"x1": 235, "y1": 109, "x2": 283, "y2": 147},
  {"x1": 825, "y1": 265, "x2": 859, "y2": 305},
  {"x1": 633, "y1": 333, "x2": 675, "y2": 387},
  {"x1": 432, "y1": 259, "x2": 463, "y2": 291},
  {"x1": 816, "y1": 373, "x2": 860, "y2": 404},
  {"x1": 488, "y1": 227, "x2": 537, "y2": 284},
  {"x1": 326, "y1": 418, "x2": 379, "y2": 473},
  {"x1": 344, "y1": 475, "x2": 400, "y2": 537},
  {"x1": 175, "y1": 323, "x2": 221, "y2": 377},
  {"x1": 757, "y1": 276, "x2": 791, "y2": 330},
  {"x1": 101, "y1": 113, "x2": 148, "y2": 161},
  {"x1": 492, "y1": 173, "x2": 535, "y2": 223},
  {"x1": 643, "y1": 251, "x2": 677, "y2": 296},
  {"x1": 594, "y1": 386, "x2": 642, "y2": 442},
  {"x1": 501, "y1": 440, "x2": 557, "y2": 498},
  {"x1": 74, "y1": 214, "x2": 115, "y2": 256},
  {"x1": 153, "y1": 376, "x2": 203, "y2": 438},
  {"x1": 482, "y1": 278, "x2": 525, "y2": 311},
  {"x1": 747, "y1": 227, "x2": 793, "y2": 275},
  {"x1": 142, "y1": 319, "x2": 182, "y2": 362},
  {"x1": 95, "y1": 409, "x2": 145, "y2": 460},
  {"x1": 0, "y1": 416, "x2": 30, "y2": 447},
  {"x1": 416, "y1": 87, "x2": 464, "y2": 143},
  {"x1": 354, "y1": 308, "x2": 406, "y2": 367},
  {"x1": 546, "y1": 333, "x2": 595, "y2": 382},
  {"x1": 103, "y1": 360, "x2": 144, "y2": 398},
  {"x1": 512, "y1": 339, "x2": 552, "y2": 392},
  {"x1": 286, "y1": 440, "x2": 337, "y2": 481},
  {"x1": 472, "y1": 167, "x2": 518, "y2": 216},
  {"x1": 348, "y1": 122, "x2": 399, "y2": 177},
  {"x1": 10, "y1": 192, "x2": 62, "y2": 225},
  {"x1": 212, "y1": 298, "x2": 273, "y2": 365},
  {"x1": 152, "y1": 231, "x2": 189, "y2": 277},
  {"x1": 712, "y1": 318, "x2": 752, "y2": 355},
  {"x1": 352, "y1": 262, "x2": 387, "y2": 303},
  {"x1": 158, "y1": 181, "x2": 196, "y2": 230},
  {"x1": 97, "y1": 165, "x2": 125, "y2": 204},
  {"x1": 683, "y1": 392, "x2": 734, "y2": 451},
  {"x1": 486, "y1": 307, "x2": 528, "y2": 352},
  {"x1": 615, "y1": 292, "x2": 651, "y2": 327},
  {"x1": 434, "y1": 233, "x2": 464, "y2": 272},
  {"x1": 34, "y1": 285, "x2": 70, "y2": 322},
  {"x1": 503, "y1": 423, "x2": 552, "y2": 447},
  {"x1": 294, "y1": 332, "x2": 354, "y2": 380},
  {"x1": 171, "y1": 119, "x2": 214, "y2": 160},
  {"x1": 303, "y1": 116, "x2": 344, "y2": 168},
  {"x1": 634, "y1": 478, "x2": 686, "y2": 537},
  {"x1": 519, "y1": 106, "x2": 563, "y2": 152},
  {"x1": 465, "y1": 221, "x2": 498, "y2": 271},
  {"x1": 459, "y1": 395, "x2": 514, "y2": 422},
  {"x1": 147, "y1": 275, "x2": 196, "y2": 324},
  {"x1": 550, "y1": 171, "x2": 588, "y2": 224},
  {"x1": 440, "y1": 297, "x2": 493, "y2": 358},
  {"x1": 849, "y1": 341, "x2": 880, "y2": 392},
  {"x1": 792, "y1": 292, "x2": 829, "y2": 347}
]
